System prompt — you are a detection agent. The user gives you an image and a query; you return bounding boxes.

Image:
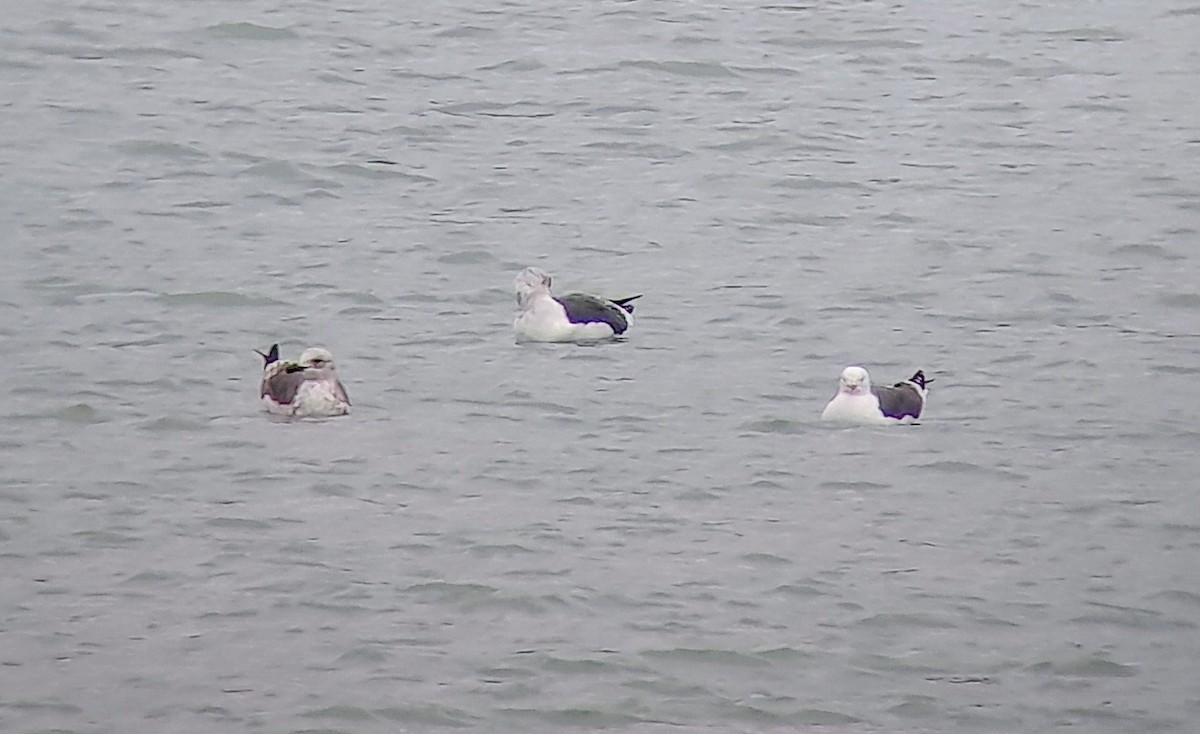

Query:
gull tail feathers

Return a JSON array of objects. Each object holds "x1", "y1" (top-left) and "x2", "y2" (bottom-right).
[
  {"x1": 904, "y1": 370, "x2": 932, "y2": 390},
  {"x1": 610, "y1": 294, "x2": 643, "y2": 315},
  {"x1": 254, "y1": 344, "x2": 280, "y2": 367}
]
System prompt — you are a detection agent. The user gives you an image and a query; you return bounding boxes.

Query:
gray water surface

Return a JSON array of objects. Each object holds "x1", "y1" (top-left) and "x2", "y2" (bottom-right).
[{"x1": 3, "y1": 1, "x2": 1200, "y2": 732}]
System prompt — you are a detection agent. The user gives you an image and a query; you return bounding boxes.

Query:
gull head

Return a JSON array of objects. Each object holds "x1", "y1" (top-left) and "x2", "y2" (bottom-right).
[
  {"x1": 838, "y1": 366, "x2": 871, "y2": 395},
  {"x1": 515, "y1": 267, "x2": 553, "y2": 306},
  {"x1": 299, "y1": 347, "x2": 338, "y2": 373}
]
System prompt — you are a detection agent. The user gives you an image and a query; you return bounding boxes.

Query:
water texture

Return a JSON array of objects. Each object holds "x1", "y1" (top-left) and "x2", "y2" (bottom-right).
[{"x1": 2, "y1": 1, "x2": 1199, "y2": 732}]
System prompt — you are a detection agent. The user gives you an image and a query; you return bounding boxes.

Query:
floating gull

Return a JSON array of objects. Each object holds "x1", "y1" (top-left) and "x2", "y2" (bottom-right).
[
  {"x1": 254, "y1": 344, "x2": 351, "y2": 417},
  {"x1": 513, "y1": 267, "x2": 641, "y2": 343},
  {"x1": 821, "y1": 366, "x2": 931, "y2": 424}
]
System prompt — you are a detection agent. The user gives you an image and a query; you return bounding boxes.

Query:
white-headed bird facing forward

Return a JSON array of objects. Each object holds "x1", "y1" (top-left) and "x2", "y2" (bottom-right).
[
  {"x1": 821, "y1": 366, "x2": 931, "y2": 424},
  {"x1": 254, "y1": 344, "x2": 351, "y2": 417},
  {"x1": 513, "y1": 267, "x2": 641, "y2": 343}
]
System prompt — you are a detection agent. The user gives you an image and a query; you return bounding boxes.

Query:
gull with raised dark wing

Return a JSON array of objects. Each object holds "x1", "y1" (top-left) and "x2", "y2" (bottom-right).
[{"x1": 255, "y1": 344, "x2": 351, "y2": 417}]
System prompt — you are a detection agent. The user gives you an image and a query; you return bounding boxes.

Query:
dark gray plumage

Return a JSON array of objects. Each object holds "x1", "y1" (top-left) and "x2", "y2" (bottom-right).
[
  {"x1": 261, "y1": 363, "x2": 310, "y2": 404},
  {"x1": 255, "y1": 343, "x2": 302, "y2": 403},
  {"x1": 555, "y1": 293, "x2": 641, "y2": 335},
  {"x1": 872, "y1": 370, "x2": 930, "y2": 421}
]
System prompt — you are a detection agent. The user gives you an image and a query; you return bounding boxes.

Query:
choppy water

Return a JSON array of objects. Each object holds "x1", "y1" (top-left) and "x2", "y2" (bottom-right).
[{"x1": 3, "y1": 1, "x2": 1200, "y2": 732}]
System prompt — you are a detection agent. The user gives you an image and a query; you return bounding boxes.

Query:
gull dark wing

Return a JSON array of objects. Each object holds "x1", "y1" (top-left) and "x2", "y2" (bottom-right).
[
  {"x1": 555, "y1": 293, "x2": 630, "y2": 334},
  {"x1": 262, "y1": 365, "x2": 307, "y2": 404},
  {"x1": 871, "y1": 383, "x2": 924, "y2": 420},
  {"x1": 335, "y1": 380, "x2": 351, "y2": 405}
]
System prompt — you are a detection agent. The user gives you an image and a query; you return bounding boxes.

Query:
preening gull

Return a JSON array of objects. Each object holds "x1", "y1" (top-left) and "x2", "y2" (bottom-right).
[
  {"x1": 513, "y1": 267, "x2": 641, "y2": 343},
  {"x1": 820, "y1": 366, "x2": 930, "y2": 424},
  {"x1": 254, "y1": 344, "x2": 351, "y2": 417}
]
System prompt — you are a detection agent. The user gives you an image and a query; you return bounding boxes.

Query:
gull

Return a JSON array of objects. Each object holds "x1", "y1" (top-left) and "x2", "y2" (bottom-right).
[
  {"x1": 513, "y1": 267, "x2": 641, "y2": 343},
  {"x1": 254, "y1": 344, "x2": 351, "y2": 417},
  {"x1": 821, "y1": 366, "x2": 931, "y2": 424}
]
